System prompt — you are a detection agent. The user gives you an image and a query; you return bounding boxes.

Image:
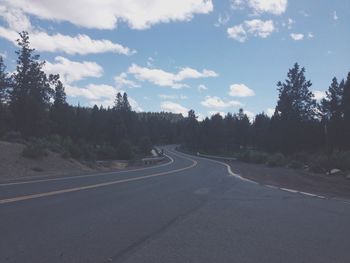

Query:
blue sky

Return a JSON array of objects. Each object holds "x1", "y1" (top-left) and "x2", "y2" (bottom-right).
[{"x1": 0, "y1": 0, "x2": 349, "y2": 119}]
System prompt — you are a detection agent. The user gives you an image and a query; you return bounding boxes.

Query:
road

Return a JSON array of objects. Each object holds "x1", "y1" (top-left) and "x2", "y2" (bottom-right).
[{"x1": 1, "y1": 146, "x2": 350, "y2": 263}]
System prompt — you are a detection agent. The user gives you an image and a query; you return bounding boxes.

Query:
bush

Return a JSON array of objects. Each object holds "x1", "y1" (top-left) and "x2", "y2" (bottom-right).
[
  {"x1": 96, "y1": 145, "x2": 118, "y2": 160},
  {"x1": 22, "y1": 140, "x2": 48, "y2": 159},
  {"x1": 267, "y1": 153, "x2": 287, "y2": 167},
  {"x1": 3, "y1": 131, "x2": 23, "y2": 142},
  {"x1": 139, "y1": 136, "x2": 153, "y2": 156},
  {"x1": 288, "y1": 160, "x2": 304, "y2": 169},
  {"x1": 117, "y1": 140, "x2": 134, "y2": 160},
  {"x1": 237, "y1": 150, "x2": 268, "y2": 164}
]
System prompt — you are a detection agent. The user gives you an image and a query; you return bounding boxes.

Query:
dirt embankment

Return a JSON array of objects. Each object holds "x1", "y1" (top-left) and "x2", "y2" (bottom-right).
[
  {"x1": 0, "y1": 141, "x2": 94, "y2": 181},
  {"x1": 228, "y1": 160, "x2": 350, "y2": 200},
  {"x1": 0, "y1": 141, "x2": 166, "y2": 182}
]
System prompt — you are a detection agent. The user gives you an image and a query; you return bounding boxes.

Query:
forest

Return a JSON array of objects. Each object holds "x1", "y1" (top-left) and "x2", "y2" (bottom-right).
[{"x1": 0, "y1": 32, "x2": 349, "y2": 172}]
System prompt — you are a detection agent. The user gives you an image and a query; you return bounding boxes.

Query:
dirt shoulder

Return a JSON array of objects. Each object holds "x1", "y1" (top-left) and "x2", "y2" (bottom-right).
[
  {"x1": 227, "y1": 160, "x2": 350, "y2": 200},
  {"x1": 0, "y1": 141, "x2": 165, "y2": 183}
]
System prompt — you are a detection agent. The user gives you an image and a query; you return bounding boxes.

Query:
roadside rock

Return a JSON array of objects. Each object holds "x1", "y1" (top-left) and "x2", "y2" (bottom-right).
[{"x1": 328, "y1": 169, "x2": 343, "y2": 176}]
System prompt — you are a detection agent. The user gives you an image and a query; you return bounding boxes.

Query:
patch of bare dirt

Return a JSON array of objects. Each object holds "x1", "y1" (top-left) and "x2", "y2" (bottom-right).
[
  {"x1": 227, "y1": 160, "x2": 350, "y2": 200},
  {"x1": 0, "y1": 141, "x2": 94, "y2": 181}
]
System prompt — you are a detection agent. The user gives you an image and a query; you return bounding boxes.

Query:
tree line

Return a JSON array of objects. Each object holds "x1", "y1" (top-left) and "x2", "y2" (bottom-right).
[
  {"x1": 0, "y1": 31, "x2": 349, "y2": 162},
  {"x1": 183, "y1": 63, "x2": 350, "y2": 156},
  {"x1": 0, "y1": 32, "x2": 183, "y2": 160}
]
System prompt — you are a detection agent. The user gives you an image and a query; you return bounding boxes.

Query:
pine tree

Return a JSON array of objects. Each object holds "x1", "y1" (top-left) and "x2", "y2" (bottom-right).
[
  {"x1": 342, "y1": 72, "x2": 350, "y2": 149},
  {"x1": 114, "y1": 92, "x2": 123, "y2": 111},
  {"x1": 275, "y1": 63, "x2": 316, "y2": 121},
  {"x1": 273, "y1": 63, "x2": 316, "y2": 153},
  {"x1": 0, "y1": 56, "x2": 10, "y2": 104},
  {"x1": 321, "y1": 77, "x2": 344, "y2": 149},
  {"x1": 10, "y1": 31, "x2": 53, "y2": 137},
  {"x1": 122, "y1": 92, "x2": 132, "y2": 112}
]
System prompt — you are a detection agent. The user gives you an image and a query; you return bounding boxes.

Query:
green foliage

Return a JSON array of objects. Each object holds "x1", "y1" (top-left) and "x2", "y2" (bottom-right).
[
  {"x1": 22, "y1": 139, "x2": 48, "y2": 159},
  {"x1": 117, "y1": 140, "x2": 134, "y2": 160},
  {"x1": 238, "y1": 151, "x2": 268, "y2": 164},
  {"x1": 139, "y1": 136, "x2": 153, "y2": 156},
  {"x1": 267, "y1": 153, "x2": 287, "y2": 167}
]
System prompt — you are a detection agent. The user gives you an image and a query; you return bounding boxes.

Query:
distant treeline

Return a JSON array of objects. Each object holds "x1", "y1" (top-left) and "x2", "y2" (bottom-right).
[
  {"x1": 0, "y1": 32, "x2": 349, "y2": 161},
  {"x1": 183, "y1": 64, "x2": 350, "y2": 156}
]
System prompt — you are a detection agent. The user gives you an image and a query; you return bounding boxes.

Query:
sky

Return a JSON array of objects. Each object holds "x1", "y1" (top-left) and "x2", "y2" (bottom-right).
[{"x1": 0, "y1": 0, "x2": 349, "y2": 119}]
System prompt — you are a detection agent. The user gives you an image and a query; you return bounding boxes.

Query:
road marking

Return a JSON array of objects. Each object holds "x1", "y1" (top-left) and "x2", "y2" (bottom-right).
[
  {"x1": 0, "y1": 155, "x2": 174, "y2": 187},
  {"x1": 0, "y1": 151, "x2": 197, "y2": 205},
  {"x1": 179, "y1": 150, "x2": 350, "y2": 204}
]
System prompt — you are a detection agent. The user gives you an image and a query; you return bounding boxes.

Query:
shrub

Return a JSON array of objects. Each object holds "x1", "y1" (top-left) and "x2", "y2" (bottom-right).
[
  {"x1": 3, "y1": 131, "x2": 23, "y2": 142},
  {"x1": 96, "y1": 145, "x2": 118, "y2": 160},
  {"x1": 139, "y1": 136, "x2": 153, "y2": 156},
  {"x1": 288, "y1": 160, "x2": 304, "y2": 169},
  {"x1": 267, "y1": 153, "x2": 287, "y2": 167},
  {"x1": 117, "y1": 140, "x2": 134, "y2": 160},
  {"x1": 237, "y1": 150, "x2": 268, "y2": 164},
  {"x1": 22, "y1": 140, "x2": 48, "y2": 159}
]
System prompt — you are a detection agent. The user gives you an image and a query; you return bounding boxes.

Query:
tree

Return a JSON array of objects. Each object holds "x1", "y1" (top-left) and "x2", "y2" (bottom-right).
[
  {"x1": 343, "y1": 72, "x2": 350, "y2": 149},
  {"x1": 10, "y1": 31, "x2": 53, "y2": 137},
  {"x1": 321, "y1": 77, "x2": 344, "y2": 149},
  {"x1": 0, "y1": 56, "x2": 11, "y2": 135},
  {"x1": 122, "y1": 92, "x2": 132, "y2": 112},
  {"x1": 114, "y1": 92, "x2": 123, "y2": 111},
  {"x1": 0, "y1": 56, "x2": 10, "y2": 104},
  {"x1": 273, "y1": 63, "x2": 317, "y2": 153}
]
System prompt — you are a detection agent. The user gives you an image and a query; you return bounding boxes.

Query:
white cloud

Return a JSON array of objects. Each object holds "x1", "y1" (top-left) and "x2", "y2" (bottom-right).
[
  {"x1": 215, "y1": 13, "x2": 230, "y2": 27},
  {"x1": 333, "y1": 11, "x2": 338, "y2": 21},
  {"x1": 198, "y1": 84, "x2": 208, "y2": 92},
  {"x1": 313, "y1": 90, "x2": 326, "y2": 101},
  {"x1": 282, "y1": 18, "x2": 294, "y2": 29},
  {"x1": 201, "y1": 96, "x2": 243, "y2": 109},
  {"x1": 158, "y1": 94, "x2": 188, "y2": 100},
  {"x1": 44, "y1": 56, "x2": 103, "y2": 84},
  {"x1": 128, "y1": 64, "x2": 218, "y2": 89},
  {"x1": 229, "y1": 84, "x2": 255, "y2": 97},
  {"x1": 114, "y1": 72, "x2": 140, "y2": 89},
  {"x1": 160, "y1": 101, "x2": 188, "y2": 116},
  {"x1": 228, "y1": 19, "x2": 275, "y2": 42},
  {"x1": 307, "y1": 32, "x2": 314, "y2": 39},
  {"x1": 266, "y1": 108, "x2": 275, "y2": 117},
  {"x1": 0, "y1": 26, "x2": 135, "y2": 56},
  {"x1": 3, "y1": 0, "x2": 213, "y2": 30},
  {"x1": 244, "y1": 110, "x2": 255, "y2": 120},
  {"x1": 290, "y1": 33, "x2": 304, "y2": 41},
  {"x1": 66, "y1": 84, "x2": 117, "y2": 101},
  {"x1": 245, "y1": 19, "x2": 275, "y2": 38},
  {"x1": 227, "y1": 24, "x2": 247, "y2": 42},
  {"x1": 0, "y1": 5, "x2": 31, "y2": 31},
  {"x1": 231, "y1": 0, "x2": 288, "y2": 15}
]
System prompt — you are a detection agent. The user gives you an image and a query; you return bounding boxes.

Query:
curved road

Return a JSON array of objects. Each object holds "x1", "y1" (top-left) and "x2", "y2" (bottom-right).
[{"x1": 0, "y1": 146, "x2": 349, "y2": 262}]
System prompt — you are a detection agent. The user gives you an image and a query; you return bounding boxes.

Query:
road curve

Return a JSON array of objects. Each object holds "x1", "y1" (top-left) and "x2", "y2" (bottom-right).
[{"x1": 1, "y1": 146, "x2": 350, "y2": 263}]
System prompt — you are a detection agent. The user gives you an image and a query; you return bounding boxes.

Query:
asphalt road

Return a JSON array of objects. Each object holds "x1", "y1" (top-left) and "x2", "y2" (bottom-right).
[{"x1": 1, "y1": 146, "x2": 349, "y2": 263}]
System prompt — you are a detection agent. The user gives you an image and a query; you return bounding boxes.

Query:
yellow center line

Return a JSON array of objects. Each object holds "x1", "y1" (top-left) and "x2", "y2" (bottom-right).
[{"x1": 0, "y1": 150, "x2": 197, "y2": 205}]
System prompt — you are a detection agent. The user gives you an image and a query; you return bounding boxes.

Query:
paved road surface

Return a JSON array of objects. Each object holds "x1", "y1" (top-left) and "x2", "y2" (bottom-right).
[{"x1": 1, "y1": 146, "x2": 349, "y2": 263}]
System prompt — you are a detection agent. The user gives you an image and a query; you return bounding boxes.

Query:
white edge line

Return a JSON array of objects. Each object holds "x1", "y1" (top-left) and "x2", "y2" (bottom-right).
[{"x1": 0, "y1": 155, "x2": 174, "y2": 187}]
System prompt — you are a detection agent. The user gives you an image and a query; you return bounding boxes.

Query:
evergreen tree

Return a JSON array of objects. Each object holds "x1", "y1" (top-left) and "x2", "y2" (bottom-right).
[
  {"x1": 342, "y1": 72, "x2": 350, "y2": 149},
  {"x1": 0, "y1": 56, "x2": 10, "y2": 104},
  {"x1": 114, "y1": 92, "x2": 123, "y2": 111},
  {"x1": 273, "y1": 63, "x2": 316, "y2": 153},
  {"x1": 10, "y1": 31, "x2": 53, "y2": 137},
  {"x1": 321, "y1": 77, "x2": 344, "y2": 149},
  {"x1": 122, "y1": 92, "x2": 132, "y2": 112}
]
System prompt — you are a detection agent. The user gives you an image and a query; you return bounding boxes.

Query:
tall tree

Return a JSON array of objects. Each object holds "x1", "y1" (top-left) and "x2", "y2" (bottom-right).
[
  {"x1": 0, "y1": 56, "x2": 10, "y2": 104},
  {"x1": 122, "y1": 92, "x2": 132, "y2": 112},
  {"x1": 273, "y1": 63, "x2": 316, "y2": 153},
  {"x1": 342, "y1": 72, "x2": 350, "y2": 149},
  {"x1": 10, "y1": 31, "x2": 53, "y2": 137},
  {"x1": 321, "y1": 77, "x2": 344, "y2": 149}
]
